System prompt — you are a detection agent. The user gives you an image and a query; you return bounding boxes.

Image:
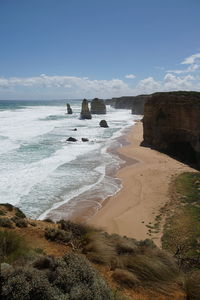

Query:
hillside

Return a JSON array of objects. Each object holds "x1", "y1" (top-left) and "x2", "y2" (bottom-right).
[{"x1": 0, "y1": 200, "x2": 199, "y2": 300}]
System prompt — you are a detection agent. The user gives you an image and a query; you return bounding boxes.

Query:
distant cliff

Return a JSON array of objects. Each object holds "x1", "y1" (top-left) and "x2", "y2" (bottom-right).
[
  {"x1": 143, "y1": 91, "x2": 200, "y2": 167},
  {"x1": 105, "y1": 95, "x2": 150, "y2": 114}
]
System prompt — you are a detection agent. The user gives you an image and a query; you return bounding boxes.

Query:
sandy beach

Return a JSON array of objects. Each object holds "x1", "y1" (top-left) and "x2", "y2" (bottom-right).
[{"x1": 89, "y1": 121, "x2": 196, "y2": 246}]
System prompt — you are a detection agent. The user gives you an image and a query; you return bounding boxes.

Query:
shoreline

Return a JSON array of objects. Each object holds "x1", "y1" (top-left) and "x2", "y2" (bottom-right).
[
  {"x1": 42, "y1": 122, "x2": 137, "y2": 222},
  {"x1": 88, "y1": 121, "x2": 196, "y2": 246}
]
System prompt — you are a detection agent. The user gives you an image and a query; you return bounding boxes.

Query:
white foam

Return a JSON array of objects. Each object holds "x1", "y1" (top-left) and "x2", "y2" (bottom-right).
[{"x1": 0, "y1": 102, "x2": 138, "y2": 218}]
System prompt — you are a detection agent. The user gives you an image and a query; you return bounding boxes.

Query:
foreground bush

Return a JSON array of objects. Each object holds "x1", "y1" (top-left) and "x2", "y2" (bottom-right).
[
  {"x1": 45, "y1": 228, "x2": 72, "y2": 243},
  {"x1": 1, "y1": 253, "x2": 114, "y2": 300},
  {"x1": 57, "y1": 220, "x2": 94, "y2": 238},
  {"x1": 0, "y1": 217, "x2": 14, "y2": 228},
  {"x1": 0, "y1": 230, "x2": 28, "y2": 263}
]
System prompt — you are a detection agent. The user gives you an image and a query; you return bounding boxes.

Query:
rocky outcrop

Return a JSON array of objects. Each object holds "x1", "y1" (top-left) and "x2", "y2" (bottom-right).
[
  {"x1": 99, "y1": 120, "x2": 109, "y2": 128},
  {"x1": 143, "y1": 91, "x2": 200, "y2": 168},
  {"x1": 80, "y1": 99, "x2": 92, "y2": 119},
  {"x1": 91, "y1": 98, "x2": 106, "y2": 114},
  {"x1": 66, "y1": 103, "x2": 73, "y2": 114},
  {"x1": 66, "y1": 137, "x2": 77, "y2": 142},
  {"x1": 105, "y1": 95, "x2": 151, "y2": 114}
]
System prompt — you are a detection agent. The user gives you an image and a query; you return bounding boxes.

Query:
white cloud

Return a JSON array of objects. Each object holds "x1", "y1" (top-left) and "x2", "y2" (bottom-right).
[
  {"x1": 167, "y1": 64, "x2": 200, "y2": 74},
  {"x1": 0, "y1": 74, "x2": 133, "y2": 98},
  {"x1": 125, "y1": 74, "x2": 136, "y2": 79},
  {"x1": 1, "y1": 53, "x2": 200, "y2": 100},
  {"x1": 164, "y1": 73, "x2": 194, "y2": 90},
  {"x1": 136, "y1": 77, "x2": 161, "y2": 93},
  {"x1": 167, "y1": 52, "x2": 200, "y2": 75},
  {"x1": 181, "y1": 53, "x2": 200, "y2": 65}
]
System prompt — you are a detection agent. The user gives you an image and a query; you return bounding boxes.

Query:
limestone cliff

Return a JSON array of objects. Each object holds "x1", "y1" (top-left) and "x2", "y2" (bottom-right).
[
  {"x1": 91, "y1": 98, "x2": 106, "y2": 114},
  {"x1": 143, "y1": 91, "x2": 200, "y2": 167},
  {"x1": 105, "y1": 95, "x2": 150, "y2": 114}
]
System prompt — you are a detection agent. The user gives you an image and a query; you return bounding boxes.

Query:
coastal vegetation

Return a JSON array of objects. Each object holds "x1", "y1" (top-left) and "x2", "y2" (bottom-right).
[
  {"x1": 162, "y1": 172, "x2": 200, "y2": 268},
  {"x1": 0, "y1": 200, "x2": 200, "y2": 299}
]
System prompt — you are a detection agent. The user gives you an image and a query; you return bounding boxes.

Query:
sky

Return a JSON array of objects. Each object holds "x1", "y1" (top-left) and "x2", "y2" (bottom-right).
[{"x1": 0, "y1": 0, "x2": 200, "y2": 100}]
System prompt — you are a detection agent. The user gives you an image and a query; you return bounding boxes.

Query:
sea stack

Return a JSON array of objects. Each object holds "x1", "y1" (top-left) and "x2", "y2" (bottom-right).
[
  {"x1": 80, "y1": 99, "x2": 92, "y2": 119},
  {"x1": 91, "y1": 98, "x2": 106, "y2": 114},
  {"x1": 66, "y1": 103, "x2": 73, "y2": 114}
]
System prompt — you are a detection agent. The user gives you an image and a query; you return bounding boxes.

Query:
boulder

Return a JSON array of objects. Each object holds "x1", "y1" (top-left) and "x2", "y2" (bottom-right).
[
  {"x1": 66, "y1": 137, "x2": 77, "y2": 142},
  {"x1": 82, "y1": 138, "x2": 89, "y2": 142},
  {"x1": 91, "y1": 98, "x2": 106, "y2": 114},
  {"x1": 80, "y1": 99, "x2": 92, "y2": 119},
  {"x1": 99, "y1": 120, "x2": 109, "y2": 128},
  {"x1": 142, "y1": 91, "x2": 200, "y2": 168},
  {"x1": 72, "y1": 128, "x2": 77, "y2": 131},
  {"x1": 66, "y1": 103, "x2": 73, "y2": 114}
]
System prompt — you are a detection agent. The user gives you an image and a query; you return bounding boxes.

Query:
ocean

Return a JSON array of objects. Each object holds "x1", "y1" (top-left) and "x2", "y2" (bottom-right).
[{"x1": 0, "y1": 99, "x2": 137, "y2": 220}]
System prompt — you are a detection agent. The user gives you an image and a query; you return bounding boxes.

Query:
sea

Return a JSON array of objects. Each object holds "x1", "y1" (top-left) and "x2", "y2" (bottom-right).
[{"x1": 0, "y1": 99, "x2": 138, "y2": 220}]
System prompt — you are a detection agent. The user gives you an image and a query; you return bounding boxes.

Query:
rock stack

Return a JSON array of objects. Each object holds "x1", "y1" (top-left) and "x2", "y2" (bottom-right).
[
  {"x1": 80, "y1": 99, "x2": 92, "y2": 119},
  {"x1": 66, "y1": 103, "x2": 73, "y2": 114},
  {"x1": 91, "y1": 98, "x2": 106, "y2": 114}
]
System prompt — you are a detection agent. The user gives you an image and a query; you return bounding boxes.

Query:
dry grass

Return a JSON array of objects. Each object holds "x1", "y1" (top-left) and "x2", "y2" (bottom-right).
[{"x1": 185, "y1": 270, "x2": 200, "y2": 300}]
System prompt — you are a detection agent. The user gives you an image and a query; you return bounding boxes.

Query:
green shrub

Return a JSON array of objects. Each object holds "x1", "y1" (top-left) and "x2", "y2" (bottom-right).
[
  {"x1": 1, "y1": 267, "x2": 62, "y2": 300},
  {"x1": 15, "y1": 218, "x2": 28, "y2": 228},
  {"x1": 45, "y1": 228, "x2": 72, "y2": 243},
  {"x1": 57, "y1": 220, "x2": 94, "y2": 238},
  {"x1": 33, "y1": 256, "x2": 55, "y2": 270},
  {"x1": 0, "y1": 230, "x2": 28, "y2": 263},
  {"x1": 15, "y1": 208, "x2": 26, "y2": 219},
  {"x1": 1, "y1": 253, "x2": 114, "y2": 300},
  {"x1": 0, "y1": 209, "x2": 6, "y2": 216},
  {"x1": 44, "y1": 218, "x2": 54, "y2": 223},
  {"x1": 29, "y1": 221, "x2": 37, "y2": 227},
  {"x1": 0, "y1": 217, "x2": 14, "y2": 228},
  {"x1": 2, "y1": 203, "x2": 14, "y2": 211},
  {"x1": 11, "y1": 216, "x2": 28, "y2": 228}
]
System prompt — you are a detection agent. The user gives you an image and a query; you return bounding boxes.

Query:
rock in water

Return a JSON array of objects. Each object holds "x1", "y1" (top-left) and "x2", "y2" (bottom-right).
[
  {"x1": 91, "y1": 98, "x2": 106, "y2": 114},
  {"x1": 99, "y1": 120, "x2": 109, "y2": 128},
  {"x1": 66, "y1": 137, "x2": 77, "y2": 142},
  {"x1": 82, "y1": 138, "x2": 89, "y2": 142},
  {"x1": 80, "y1": 99, "x2": 92, "y2": 119},
  {"x1": 66, "y1": 103, "x2": 73, "y2": 114}
]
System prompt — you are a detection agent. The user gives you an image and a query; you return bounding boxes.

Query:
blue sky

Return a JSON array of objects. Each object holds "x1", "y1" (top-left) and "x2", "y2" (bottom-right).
[{"x1": 0, "y1": 0, "x2": 200, "y2": 99}]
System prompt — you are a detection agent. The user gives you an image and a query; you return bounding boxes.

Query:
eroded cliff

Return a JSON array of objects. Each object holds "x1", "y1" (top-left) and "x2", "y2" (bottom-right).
[
  {"x1": 105, "y1": 95, "x2": 150, "y2": 114},
  {"x1": 143, "y1": 91, "x2": 200, "y2": 167}
]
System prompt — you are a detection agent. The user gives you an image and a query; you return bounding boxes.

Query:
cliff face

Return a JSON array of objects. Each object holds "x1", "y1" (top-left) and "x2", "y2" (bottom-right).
[
  {"x1": 131, "y1": 95, "x2": 150, "y2": 115},
  {"x1": 143, "y1": 91, "x2": 200, "y2": 167},
  {"x1": 105, "y1": 95, "x2": 150, "y2": 114}
]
